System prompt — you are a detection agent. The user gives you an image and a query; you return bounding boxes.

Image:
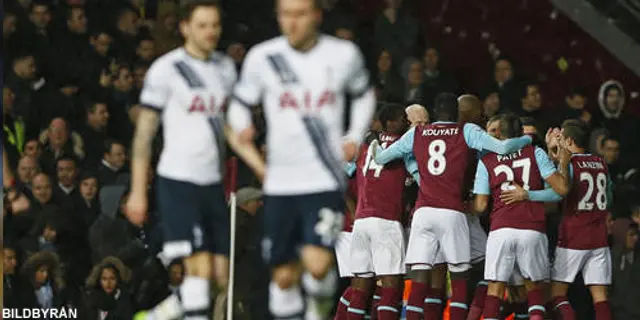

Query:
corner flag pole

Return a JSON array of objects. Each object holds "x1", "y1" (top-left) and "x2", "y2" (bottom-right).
[{"x1": 226, "y1": 157, "x2": 238, "y2": 320}]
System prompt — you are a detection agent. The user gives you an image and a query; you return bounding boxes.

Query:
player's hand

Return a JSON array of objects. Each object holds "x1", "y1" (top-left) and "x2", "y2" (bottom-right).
[
  {"x1": 500, "y1": 183, "x2": 528, "y2": 204},
  {"x1": 557, "y1": 143, "x2": 572, "y2": 166},
  {"x1": 125, "y1": 191, "x2": 148, "y2": 227},
  {"x1": 238, "y1": 126, "x2": 256, "y2": 145},
  {"x1": 545, "y1": 127, "x2": 561, "y2": 149},
  {"x1": 9, "y1": 191, "x2": 30, "y2": 214},
  {"x1": 343, "y1": 140, "x2": 358, "y2": 162}
]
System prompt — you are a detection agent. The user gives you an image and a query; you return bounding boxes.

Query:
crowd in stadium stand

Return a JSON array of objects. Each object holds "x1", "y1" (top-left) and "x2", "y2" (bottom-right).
[{"x1": 2, "y1": 0, "x2": 640, "y2": 319}]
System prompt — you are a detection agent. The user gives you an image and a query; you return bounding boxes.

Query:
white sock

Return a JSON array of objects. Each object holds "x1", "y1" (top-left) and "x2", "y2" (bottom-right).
[
  {"x1": 269, "y1": 282, "x2": 304, "y2": 319},
  {"x1": 149, "y1": 294, "x2": 183, "y2": 320},
  {"x1": 180, "y1": 276, "x2": 210, "y2": 320},
  {"x1": 301, "y1": 268, "x2": 337, "y2": 298}
]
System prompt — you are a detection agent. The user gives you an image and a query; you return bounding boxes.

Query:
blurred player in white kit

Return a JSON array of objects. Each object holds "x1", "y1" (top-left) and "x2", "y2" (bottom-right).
[{"x1": 227, "y1": 0, "x2": 376, "y2": 318}]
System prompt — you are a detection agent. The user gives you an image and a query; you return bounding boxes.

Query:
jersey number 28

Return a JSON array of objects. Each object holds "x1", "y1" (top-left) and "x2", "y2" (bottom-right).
[
  {"x1": 362, "y1": 141, "x2": 388, "y2": 178},
  {"x1": 578, "y1": 172, "x2": 607, "y2": 211}
]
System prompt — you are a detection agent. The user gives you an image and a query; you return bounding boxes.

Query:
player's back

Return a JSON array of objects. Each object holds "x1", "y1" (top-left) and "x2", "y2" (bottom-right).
[
  {"x1": 241, "y1": 35, "x2": 368, "y2": 195},
  {"x1": 412, "y1": 122, "x2": 472, "y2": 212},
  {"x1": 140, "y1": 48, "x2": 236, "y2": 185},
  {"x1": 481, "y1": 145, "x2": 546, "y2": 232},
  {"x1": 559, "y1": 154, "x2": 610, "y2": 249},
  {"x1": 355, "y1": 132, "x2": 407, "y2": 222}
]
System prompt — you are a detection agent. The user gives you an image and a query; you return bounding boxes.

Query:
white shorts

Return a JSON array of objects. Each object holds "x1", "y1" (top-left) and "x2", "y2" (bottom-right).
[
  {"x1": 350, "y1": 217, "x2": 406, "y2": 276},
  {"x1": 432, "y1": 214, "x2": 486, "y2": 265},
  {"x1": 552, "y1": 247, "x2": 612, "y2": 285},
  {"x1": 405, "y1": 207, "x2": 470, "y2": 271},
  {"x1": 335, "y1": 232, "x2": 353, "y2": 278},
  {"x1": 484, "y1": 228, "x2": 549, "y2": 282}
]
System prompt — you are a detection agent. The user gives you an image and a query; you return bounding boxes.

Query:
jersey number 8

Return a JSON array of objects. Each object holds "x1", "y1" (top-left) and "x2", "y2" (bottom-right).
[
  {"x1": 363, "y1": 141, "x2": 388, "y2": 178},
  {"x1": 427, "y1": 139, "x2": 447, "y2": 176},
  {"x1": 578, "y1": 172, "x2": 607, "y2": 211}
]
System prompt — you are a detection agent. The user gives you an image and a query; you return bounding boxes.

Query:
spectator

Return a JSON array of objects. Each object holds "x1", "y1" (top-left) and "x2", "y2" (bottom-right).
[
  {"x1": 5, "y1": 52, "x2": 38, "y2": 120},
  {"x1": 487, "y1": 57, "x2": 520, "y2": 111},
  {"x1": 374, "y1": 0, "x2": 418, "y2": 70},
  {"x1": 80, "y1": 101, "x2": 111, "y2": 170},
  {"x1": 554, "y1": 87, "x2": 592, "y2": 128},
  {"x1": 373, "y1": 49, "x2": 403, "y2": 102},
  {"x1": 38, "y1": 118, "x2": 84, "y2": 177},
  {"x1": 601, "y1": 136, "x2": 624, "y2": 183},
  {"x1": 80, "y1": 256, "x2": 134, "y2": 320},
  {"x1": 3, "y1": 9, "x2": 18, "y2": 42},
  {"x1": 422, "y1": 47, "x2": 457, "y2": 108},
  {"x1": 134, "y1": 36, "x2": 156, "y2": 64},
  {"x1": 3, "y1": 87, "x2": 26, "y2": 169},
  {"x1": 3, "y1": 244, "x2": 25, "y2": 308},
  {"x1": 82, "y1": 30, "x2": 113, "y2": 94},
  {"x1": 18, "y1": 214, "x2": 60, "y2": 256},
  {"x1": 167, "y1": 260, "x2": 184, "y2": 295},
  {"x1": 53, "y1": 156, "x2": 78, "y2": 204},
  {"x1": 96, "y1": 140, "x2": 128, "y2": 186},
  {"x1": 150, "y1": 1, "x2": 181, "y2": 56},
  {"x1": 403, "y1": 58, "x2": 427, "y2": 106},
  {"x1": 482, "y1": 90, "x2": 501, "y2": 119},
  {"x1": 110, "y1": 6, "x2": 140, "y2": 61},
  {"x1": 17, "y1": 251, "x2": 68, "y2": 309},
  {"x1": 16, "y1": 155, "x2": 39, "y2": 189},
  {"x1": 107, "y1": 65, "x2": 135, "y2": 144},
  {"x1": 514, "y1": 81, "x2": 552, "y2": 132},
  {"x1": 611, "y1": 221, "x2": 640, "y2": 319},
  {"x1": 53, "y1": 5, "x2": 89, "y2": 84},
  {"x1": 71, "y1": 172, "x2": 101, "y2": 229},
  {"x1": 594, "y1": 80, "x2": 640, "y2": 171}
]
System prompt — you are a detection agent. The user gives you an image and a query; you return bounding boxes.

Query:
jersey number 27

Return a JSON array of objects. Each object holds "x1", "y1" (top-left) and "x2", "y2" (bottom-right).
[{"x1": 493, "y1": 158, "x2": 532, "y2": 191}]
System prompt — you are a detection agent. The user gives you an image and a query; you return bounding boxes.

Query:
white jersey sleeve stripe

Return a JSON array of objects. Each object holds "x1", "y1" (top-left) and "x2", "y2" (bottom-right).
[
  {"x1": 266, "y1": 53, "x2": 299, "y2": 84},
  {"x1": 174, "y1": 61, "x2": 206, "y2": 88},
  {"x1": 140, "y1": 104, "x2": 163, "y2": 112},
  {"x1": 302, "y1": 116, "x2": 346, "y2": 191}
]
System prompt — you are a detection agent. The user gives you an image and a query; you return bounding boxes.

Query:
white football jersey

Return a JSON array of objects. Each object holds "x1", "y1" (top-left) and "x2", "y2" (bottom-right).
[
  {"x1": 229, "y1": 35, "x2": 374, "y2": 195},
  {"x1": 140, "y1": 48, "x2": 237, "y2": 185}
]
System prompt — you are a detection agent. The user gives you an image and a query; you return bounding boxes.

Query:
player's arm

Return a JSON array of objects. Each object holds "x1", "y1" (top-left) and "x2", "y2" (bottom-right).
[
  {"x1": 464, "y1": 123, "x2": 532, "y2": 154},
  {"x1": 373, "y1": 127, "x2": 415, "y2": 165},
  {"x1": 130, "y1": 109, "x2": 160, "y2": 196},
  {"x1": 404, "y1": 154, "x2": 420, "y2": 183},
  {"x1": 227, "y1": 48, "x2": 262, "y2": 142},
  {"x1": 224, "y1": 126, "x2": 265, "y2": 182},
  {"x1": 501, "y1": 147, "x2": 568, "y2": 204},
  {"x1": 471, "y1": 160, "x2": 491, "y2": 215},
  {"x1": 343, "y1": 45, "x2": 376, "y2": 148},
  {"x1": 130, "y1": 60, "x2": 169, "y2": 197}
]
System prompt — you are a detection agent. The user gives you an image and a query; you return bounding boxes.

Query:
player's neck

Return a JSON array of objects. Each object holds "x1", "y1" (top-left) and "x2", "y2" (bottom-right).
[
  {"x1": 183, "y1": 43, "x2": 212, "y2": 61},
  {"x1": 571, "y1": 147, "x2": 586, "y2": 155},
  {"x1": 291, "y1": 33, "x2": 320, "y2": 52}
]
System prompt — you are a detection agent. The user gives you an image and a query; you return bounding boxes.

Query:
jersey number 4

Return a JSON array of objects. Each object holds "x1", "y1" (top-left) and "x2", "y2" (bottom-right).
[
  {"x1": 578, "y1": 172, "x2": 607, "y2": 211},
  {"x1": 493, "y1": 158, "x2": 531, "y2": 191},
  {"x1": 362, "y1": 141, "x2": 388, "y2": 178}
]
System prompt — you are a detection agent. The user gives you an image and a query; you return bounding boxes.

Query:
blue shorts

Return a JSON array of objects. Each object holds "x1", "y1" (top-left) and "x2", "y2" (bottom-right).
[
  {"x1": 156, "y1": 176, "x2": 229, "y2": 259},
  {"x1": 262, "y1": 191, "x2": 345, "y2": 266}
]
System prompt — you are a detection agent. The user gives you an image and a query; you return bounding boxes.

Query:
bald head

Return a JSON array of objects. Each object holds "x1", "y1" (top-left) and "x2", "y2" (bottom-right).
[
  {"x1": 18, "y1": 156, "x2": 39, "y2": 184},
  {"x1": 405, "y1": 104, "x2": 429, "y2": 127},
  {"x1": 458, "y1": 94, "x2": 483, "y2": 125},
  {"x1": 32, "y1": 173, "x2": 52, "y2": 204}
]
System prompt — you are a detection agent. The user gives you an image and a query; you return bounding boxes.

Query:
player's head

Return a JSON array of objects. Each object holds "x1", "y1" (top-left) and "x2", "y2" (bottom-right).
[
  {"x1": 433, "y1": 92, "x2": 459, "y2": 122},
  {"x1": 179, "y1": 0, "x2": 222, "y2": 55},
  {"x1": 486, "y1": 114, "x2": 502, "y2": 138},
  {"x1": 496, "y1": 113, "x2": 522, "y2": 140},
  {"x1": 560, "y1": 124, "x2": 588, "y2": 152},
  {"x1": 277, "y1": 0, "x2": 322, "y2": 50},
  {"x1": 457, "y1": 94, "x2": 483, "y2": 125},
  {"x1": 405, "y1": 104, "x2": 429, "y2": 127},
  {"x1": 378, "y1": 103, "x2": 408, "y2": 134}
]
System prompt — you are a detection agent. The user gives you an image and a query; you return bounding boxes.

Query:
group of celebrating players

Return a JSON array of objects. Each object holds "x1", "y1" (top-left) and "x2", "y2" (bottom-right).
[
  {"x1": 334, "y1": 97, "x2": 613, "y2": 320},
  {"x1": 121, "y1": 0, "x2": 613, "y2": 319}
]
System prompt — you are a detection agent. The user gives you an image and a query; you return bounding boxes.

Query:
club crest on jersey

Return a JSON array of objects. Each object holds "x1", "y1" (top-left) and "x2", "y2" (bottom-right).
[
  {"x1": 188, "y1": 95, "x2": 221, "y2": 114},
  {"x1": 279, "y1": 90, "x2": 336, "y2": 110}
]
